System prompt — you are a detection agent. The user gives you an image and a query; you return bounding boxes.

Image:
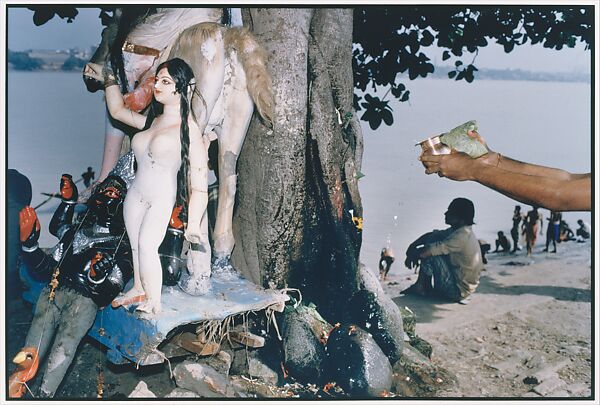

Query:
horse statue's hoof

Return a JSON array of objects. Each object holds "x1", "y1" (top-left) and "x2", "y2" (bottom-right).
[
  {"x1": 178, "y1": 272, "x2": 211, "y2": 295},
  {"x1": 211, "y1": 254, "x2": 241, "y2": 281}
]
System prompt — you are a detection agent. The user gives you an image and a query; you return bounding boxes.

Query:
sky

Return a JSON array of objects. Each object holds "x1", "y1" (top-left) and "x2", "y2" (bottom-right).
[{"x1": 6, "y1": 6, "x2": 592, "y2": 74}]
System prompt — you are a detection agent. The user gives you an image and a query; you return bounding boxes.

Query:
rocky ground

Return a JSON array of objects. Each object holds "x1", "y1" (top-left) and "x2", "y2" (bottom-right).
[{"x1": 5, "y1": 240, "x2": 593, "y2": 399}]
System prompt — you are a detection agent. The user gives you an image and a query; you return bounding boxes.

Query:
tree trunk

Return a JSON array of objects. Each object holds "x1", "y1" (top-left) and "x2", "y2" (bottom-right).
[{"x1": 233, "y1": 8, "x2": 364, "y2": 321}]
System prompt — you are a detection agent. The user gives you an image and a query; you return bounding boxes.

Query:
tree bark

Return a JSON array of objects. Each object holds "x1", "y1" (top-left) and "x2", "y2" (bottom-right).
[{"x1": 233, "y1": 8, "x2": 363, "y2": 321}]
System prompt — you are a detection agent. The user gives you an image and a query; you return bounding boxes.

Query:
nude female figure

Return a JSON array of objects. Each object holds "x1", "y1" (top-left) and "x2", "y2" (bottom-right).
[{"x1": 104, "y1": 57, "x2": 209, "y2": 314}]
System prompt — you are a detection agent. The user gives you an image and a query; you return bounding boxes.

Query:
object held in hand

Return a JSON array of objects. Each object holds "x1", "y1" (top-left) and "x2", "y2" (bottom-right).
[
  {"x1": 439, "y1": 120, "x2": 488, "y2": 158},
  {"x1": 416, "y1": 135, "x2": 451, "y2": 156}
]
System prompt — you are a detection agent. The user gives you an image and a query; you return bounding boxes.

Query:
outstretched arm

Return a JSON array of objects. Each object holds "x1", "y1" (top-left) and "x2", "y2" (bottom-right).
[
  {"x1": 49, "y1": 174, "x2": 78, "y2": 237},
  {"x1": 420, "y1": 151, "x2": 591, "y2": 212},
  {"x1": 104, "y1": 83, "x2": 147, "y2": 130},
  {"x1": 19, "y1": 207, "x2": 55, "y2": 278}
]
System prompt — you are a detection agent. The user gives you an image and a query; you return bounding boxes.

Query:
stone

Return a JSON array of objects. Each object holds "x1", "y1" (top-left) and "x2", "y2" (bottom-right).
[
  {"x1": 128, "y1": 381, "x2": 156, "y2": 398},
  {"x1": 173, "y1": 360, "x2": 231, "y2": 397},
  {"x1": 165, "y1": 387, "x2": 200, "y2": 398},
  {"x1": 325, "y1": 324, "x2": 393, "y2": 397},
  {"x1": 229, "y1": 375, "x2": 287, "y2": 398},
  {"x1": 358, "y1": 264, "x2": 385, "y2": 294},
  {"x1": 408, "y1": 335, "x2": 433, "y2": 359},
  {"x1": 550, "y1": 389, "x2": 570, "y2": 397},
  {"x1": 392, "y1": 343, "x2": 457, "y2": 397},
  {"x1": 522, "y1": 358, "x2": 571, "y2": 384},
  {"x1": 533, "y1": 375, "x2": 566, "y2": 396},
  {"x1": 248, "y1": 357, "x2": 279, "y2": 386},
  {"x1": 349, "y1": 286, "x2": 404, "y2": 365},
  {"x1": 399, "y1": 306, "x2": 416, "y2": 338},
  {"x1": 203, "y1": 350, "x2": 232, "y2": 376},
  {"x1": 566, "y1": 382, "x2": 592, "y2": 396},
  {"x1": 281, "y1": 303, "x2": 331, "y2": 383}
]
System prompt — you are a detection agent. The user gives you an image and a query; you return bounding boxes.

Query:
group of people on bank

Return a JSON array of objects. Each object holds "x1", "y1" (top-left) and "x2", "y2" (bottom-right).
[{"x1": 380, "y1": 128, "x2": 591, "y2": 307}]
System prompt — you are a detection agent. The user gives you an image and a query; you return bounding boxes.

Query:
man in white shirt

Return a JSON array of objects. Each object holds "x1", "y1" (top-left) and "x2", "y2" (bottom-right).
[{"x1": 402, "y1": 198, "x2": 484, "y2": 304}]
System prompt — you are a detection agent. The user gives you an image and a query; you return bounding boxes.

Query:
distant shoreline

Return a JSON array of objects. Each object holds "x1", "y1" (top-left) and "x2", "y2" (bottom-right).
[
  {"x1": 9, "y1": 66, "x2": 591, "y2": 85},
  {"x1": 8, "y1": 48, "x2": 590, "y2": 84}
]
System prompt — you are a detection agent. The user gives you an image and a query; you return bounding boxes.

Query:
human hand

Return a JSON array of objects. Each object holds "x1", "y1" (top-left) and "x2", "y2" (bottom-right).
[
  {"x1": 88, "y1": 252, "x2": 114, "y2": 281},
  {"x1": 466, "y1": 130, "x2": 492, "y2": 152},
  {"x1": 60, "y1": 174, "x2": 78, "y2": 202},
  {"x1": 19, "y1": 206, "x2": 40, "y2": 249},
  {"x1": 419, "y1": 148, "x2": 477, "y2": 180},
  {"x1": 404, "y1": 255, "x2": 420, "y2": 270},
  {"x1": 419, "y1": 143, "x2": 502, "y2": 180}
]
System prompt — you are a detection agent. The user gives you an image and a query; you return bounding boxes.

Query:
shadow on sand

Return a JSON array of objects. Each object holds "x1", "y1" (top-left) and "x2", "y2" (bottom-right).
[{"x1": 391, "y1": 270, "x2": 590, "y2": 326}]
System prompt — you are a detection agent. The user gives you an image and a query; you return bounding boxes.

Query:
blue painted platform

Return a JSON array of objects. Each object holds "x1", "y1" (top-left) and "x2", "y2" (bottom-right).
[{"x1": 19, "y1": 264, "x2": 289, "y2": 366}]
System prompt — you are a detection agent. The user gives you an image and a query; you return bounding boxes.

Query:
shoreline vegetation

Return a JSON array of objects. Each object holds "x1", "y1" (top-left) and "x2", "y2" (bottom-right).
[
  {"x1": 8, "y1": 48, "x2": 92, "y2": 71},
  {"x1": 8, "y1": 47, "x2": 591, "y2": 83}
]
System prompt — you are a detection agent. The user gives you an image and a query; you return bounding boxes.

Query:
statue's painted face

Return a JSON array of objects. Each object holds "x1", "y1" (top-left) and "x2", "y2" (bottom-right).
[
  {"x1": 90, "y1": 177, "x2": 126, "y2": 219},
  {"x1": 154, "y1": 68, "x2": 179, "y2": 105}
]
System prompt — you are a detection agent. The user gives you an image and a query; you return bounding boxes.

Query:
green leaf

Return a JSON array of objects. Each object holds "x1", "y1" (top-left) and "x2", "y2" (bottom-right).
[
  {"x1": 382, "y1": 109, "x2": 394, "y2": 125},
  {"x1": 368, "y1": 115, "x2": 383, "y2": 130},
  {"x1": 420, "y1": 29, "x2": 435, "y2": 46}
]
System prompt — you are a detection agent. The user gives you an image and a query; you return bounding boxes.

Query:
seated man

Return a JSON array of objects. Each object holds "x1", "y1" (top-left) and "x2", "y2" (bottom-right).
[
  {"x1": 8, "y1": 174, "x2": 133, "y2": 398},
  {"x1": 576, "y1": 219, "x2": 591, "y2": 240},
  {"x1": 493, "y1": 231, "x2": 511, "y2": 253},
  {"x1": 401, "y1": 198, "x2": 484, "y2": 304}
]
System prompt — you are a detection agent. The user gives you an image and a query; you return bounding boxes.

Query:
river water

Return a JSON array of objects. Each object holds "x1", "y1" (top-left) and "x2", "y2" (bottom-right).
[{"x1": 6, "y1": 72, "x2": 592, "y2": 267}]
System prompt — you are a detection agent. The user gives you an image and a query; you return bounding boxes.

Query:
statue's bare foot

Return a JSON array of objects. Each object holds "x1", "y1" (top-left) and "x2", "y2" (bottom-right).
[
  {"x1": 136, "y1": 300, "x2": 161, "y2": 315},
  {"x1": 111, "y1": 287, "x2": 146, "y2": 308}
]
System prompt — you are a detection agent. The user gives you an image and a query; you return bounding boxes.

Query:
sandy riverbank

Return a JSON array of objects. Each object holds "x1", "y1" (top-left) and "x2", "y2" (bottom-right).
[{"x1": 383, "y1": 238, "x2": 593, "y2": 398}]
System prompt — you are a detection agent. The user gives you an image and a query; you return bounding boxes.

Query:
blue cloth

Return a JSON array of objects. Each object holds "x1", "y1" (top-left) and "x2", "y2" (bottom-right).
[{"x1": 7, "y1": 169, "x2": 32, "y2": 301}]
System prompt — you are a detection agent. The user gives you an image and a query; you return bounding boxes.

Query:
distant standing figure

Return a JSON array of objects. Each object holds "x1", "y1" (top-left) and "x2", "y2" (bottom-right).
[
  {"x1": 479, "y1": 240, "x2": 491, "y2": 265},
  {"x1": 510, "y1": 205, "x2": 522, "y2": 253},
  {"x1": 576, "y1": 219, "x2": 591, "y2": 240},
  {"x1": 493, "y1": 231, "x2": 511, "y2": 253},
  {"x1": 523, "y1": 206, "x2": 543, "y2": 256},
  {"x1": 544, "y1": 211, "x2": 562, "y2": 253},
  {"x1": 82, "y1": 166, "x2": 95, "y2": 188},
  {"x1": 379, "y1": 247, "x2": 395, "y2": 280}
]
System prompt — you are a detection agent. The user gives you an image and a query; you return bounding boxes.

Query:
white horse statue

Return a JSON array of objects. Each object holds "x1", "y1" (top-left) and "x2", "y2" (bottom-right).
[{"x1": 83, "y1": 7, "x2": 274, "y2": 295}]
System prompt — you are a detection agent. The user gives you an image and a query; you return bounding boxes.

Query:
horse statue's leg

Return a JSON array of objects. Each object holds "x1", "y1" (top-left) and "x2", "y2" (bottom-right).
[
  {"x1": 210, "y1": 27, "x2": 275, "y2": 276},
  {"x1": 211, "y1": 57, "x2": 254, "y2": 276},
  {"x1": 169, "y1": 22, "x2": 226, "y2": 291}
]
